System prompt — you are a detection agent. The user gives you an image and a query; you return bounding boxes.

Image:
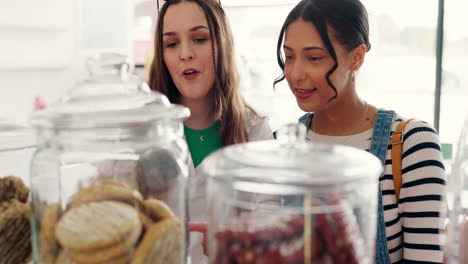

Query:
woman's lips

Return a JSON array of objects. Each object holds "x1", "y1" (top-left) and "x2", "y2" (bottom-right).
[
  {"x1": 182, "y1": 68, "x2": 200, "y2": 81},
  {"x1": 294, "y1": 88, "x2": 316, "y2": 100},
  {"x1": 183, "y1": 72, "x2": 199, "y2": 80}
]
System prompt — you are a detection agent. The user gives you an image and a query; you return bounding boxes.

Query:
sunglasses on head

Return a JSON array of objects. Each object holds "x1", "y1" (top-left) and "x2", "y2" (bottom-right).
[{"x1": 157, "y1": 0, "x2": 222, "y2": 11}]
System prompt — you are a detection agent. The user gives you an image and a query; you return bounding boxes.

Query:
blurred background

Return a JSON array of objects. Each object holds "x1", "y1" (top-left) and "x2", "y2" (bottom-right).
[{"x1": 0, "y1": 0, "x2": 467, "y2": 182}]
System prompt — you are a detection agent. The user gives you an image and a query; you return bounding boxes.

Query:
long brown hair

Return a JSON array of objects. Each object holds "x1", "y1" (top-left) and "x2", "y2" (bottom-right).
[{"x1": 149, "y1": 0, "x2": 251, "y2": 146}]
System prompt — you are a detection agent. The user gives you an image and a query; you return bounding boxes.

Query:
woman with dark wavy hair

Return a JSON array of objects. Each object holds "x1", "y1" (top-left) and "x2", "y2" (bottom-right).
[
  {"x1": 275, "y1": 0, "x2": 447, "y2": 263},
  {"x1": 149, "y1": 0, "x2": 272, "y2": 262}
]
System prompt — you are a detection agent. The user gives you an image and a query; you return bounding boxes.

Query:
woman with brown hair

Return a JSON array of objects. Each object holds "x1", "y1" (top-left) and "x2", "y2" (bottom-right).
[
  {"x1": 149, "y1": 0, "x2": 272, "y2": 262},
  {"x1": 275, "y1": 0, "x2": 447, "y2": 263}
]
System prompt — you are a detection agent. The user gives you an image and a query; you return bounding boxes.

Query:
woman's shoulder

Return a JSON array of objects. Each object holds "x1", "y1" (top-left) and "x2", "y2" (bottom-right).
[
  {"x1": 392, "y1": 113, "x2": 440, "y2": 144},
  {"x1": 392, "y1": 114, "x2": 438, "y2": 133}
]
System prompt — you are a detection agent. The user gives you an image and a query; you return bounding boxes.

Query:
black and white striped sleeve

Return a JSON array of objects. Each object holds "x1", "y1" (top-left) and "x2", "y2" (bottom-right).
[{"x1": 399, "y1": 120, "x2": 447, "y2": 264}]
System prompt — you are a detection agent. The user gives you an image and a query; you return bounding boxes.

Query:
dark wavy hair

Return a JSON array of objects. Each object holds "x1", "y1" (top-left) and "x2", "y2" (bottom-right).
[
  {"x1": 150, "y1": 0, "x2": 252, "y2": 146},
  {"x1": 273, "y1": 0, "x2": 370, "y2": 100}
]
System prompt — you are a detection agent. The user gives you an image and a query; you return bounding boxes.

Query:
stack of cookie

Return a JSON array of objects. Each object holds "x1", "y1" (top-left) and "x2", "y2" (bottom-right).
[
  {"x1": 0, "y1": 176, "x2": 32, "y2": 264},
  {"x1": 39, "y1": 179, "x2": 183, "y2": 264}
]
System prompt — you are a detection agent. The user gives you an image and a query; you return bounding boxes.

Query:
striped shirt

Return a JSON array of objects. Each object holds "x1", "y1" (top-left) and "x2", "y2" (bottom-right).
[{"x1": 306, "y1": 115, "x2": 447, "y2": 264}]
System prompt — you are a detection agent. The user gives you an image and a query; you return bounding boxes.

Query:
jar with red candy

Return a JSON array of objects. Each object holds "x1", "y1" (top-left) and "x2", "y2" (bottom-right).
[{"x1": 200, "y1": 124, "x2": 382, "y2": 264}]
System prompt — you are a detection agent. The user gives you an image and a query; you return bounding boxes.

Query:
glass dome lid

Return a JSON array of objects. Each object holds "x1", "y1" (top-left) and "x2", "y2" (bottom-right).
[
  {"x1": 201, "y1": 124, "x2": 382, "y2": 187},
  {"x1": 31, "y1": 52, "x2": 190, "y2": 129},
  {"x1": 68, "y1": 52, "x2": 151, "y2": 98}
]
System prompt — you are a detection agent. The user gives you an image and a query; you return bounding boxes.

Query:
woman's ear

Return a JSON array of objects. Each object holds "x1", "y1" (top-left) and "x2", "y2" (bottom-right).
[{"x1": 350, "y1": 44, "x2": 367, "y2": 70}]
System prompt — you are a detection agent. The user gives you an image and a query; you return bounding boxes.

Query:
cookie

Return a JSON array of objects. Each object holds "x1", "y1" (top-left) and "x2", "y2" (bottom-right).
[
  {"x1": 1, "y1": 226, "x2": 31, "y2": 264},
  {"x1": 55, "y1": 250, "x2": 132, "y2": 264},
  {"x1": 0, "y1": 176, "x2": 29, "y2": 203},
  {"x1": 0, "y1": 199, "x2": 31, "y2": 264},
  {"x1": 131, "y1": 218, "x2": 183, "y2": 264},
  {"x1": 70, "y1": 181, "x2": 143, "y2": 209},
  {"x1": 55, "y1": 201, "x2": 142, "y2": 252},
  {"x1": 0, "y1": 200, "x2": 29, "y2": 241},
  {"x1": 66, "y1": 225, "x2": 140, "y2": 263},
  {"x1": 138, "y1": 211, "x2": 153, "y2": 232},
  {"x1": 136, "y1": 148, "x2": 181, "y2": 199},
  {"x1": 142, "y1": 199, "x2": 175, "y2": 222},
  {"x1": 0, "y1": 199, "x2": 31, "y2": 252},
  {"x1": 39, "y1": 204, "x2": 61, "y2": 263}
]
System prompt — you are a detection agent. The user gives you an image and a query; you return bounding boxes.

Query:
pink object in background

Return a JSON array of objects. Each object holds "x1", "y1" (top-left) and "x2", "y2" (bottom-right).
[{"x1": 34, "y1": 96, "x2": 47, "y2": 110}]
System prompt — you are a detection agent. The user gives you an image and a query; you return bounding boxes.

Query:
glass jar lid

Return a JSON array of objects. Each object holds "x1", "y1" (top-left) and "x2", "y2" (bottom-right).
[
  {"x1": 32, "y1": 53, "x2": 190, "y2": 129},
  {"x1": 69, "y1": 52, "x2": 150, "y2": 97},
  {"x1": 0, "y1": 120, "x2": 36, "y2": 151},
  {"x1": 201, "y1": 124, "x2": 382, "y2": 188}
]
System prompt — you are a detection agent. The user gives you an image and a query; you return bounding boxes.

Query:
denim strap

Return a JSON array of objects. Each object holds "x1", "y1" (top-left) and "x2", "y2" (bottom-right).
[
  {"x1": 298, "y1": 113, "x2": 312, "y2": 128},
  {"x1": 370, "y1": 109, "x2": 396, "y2": 264}
]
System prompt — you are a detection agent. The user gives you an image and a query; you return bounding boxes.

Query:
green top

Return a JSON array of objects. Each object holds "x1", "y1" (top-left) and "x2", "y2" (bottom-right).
[{"x1": 184, "y1": 121, "x2": 222, "y2": 167}]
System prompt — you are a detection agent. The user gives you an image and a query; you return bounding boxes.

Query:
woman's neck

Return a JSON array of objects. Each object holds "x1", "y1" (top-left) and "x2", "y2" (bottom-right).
[
  {"x1": 180, "y1": 95, "x2": 216, "y2": 130},
  {"x1": 312, "y1": 93, "x2": 376, "y2": 136}
]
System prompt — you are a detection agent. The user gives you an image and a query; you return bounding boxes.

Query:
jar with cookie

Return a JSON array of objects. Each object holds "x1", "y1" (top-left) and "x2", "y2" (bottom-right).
[
  {"x1": 0, "y1": 121, "x2": 36, "y2": 264},
  {"x1": 200, "y1": 124, "x2": 383, "y2": 264},
  {"x1": 30, "y1": 53, "x2": 191, "y2": 264}
]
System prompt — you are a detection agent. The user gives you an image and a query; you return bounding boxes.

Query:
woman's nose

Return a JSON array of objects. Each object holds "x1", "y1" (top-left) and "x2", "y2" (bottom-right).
[
  {"x1": 289, "y1": 61, "x2": 305, "y2": 83},
  {"x1": 179, "y1": 43, "x2": 195, "y2": 61}
]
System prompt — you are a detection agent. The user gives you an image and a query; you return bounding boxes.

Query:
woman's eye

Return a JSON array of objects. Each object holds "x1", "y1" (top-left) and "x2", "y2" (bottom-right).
[
  {"x1": 308, "y1": 57, "x2": 322, "y2": 61},
  {"x1": 166, "y1": 42, "x2": 177, "y2": 48},
  {"x1": 285, "y1": 55, "x2": 294, "y2": 60},
  {"x1": 194, "y1": 38, "x2": 208, "y2": 43}
]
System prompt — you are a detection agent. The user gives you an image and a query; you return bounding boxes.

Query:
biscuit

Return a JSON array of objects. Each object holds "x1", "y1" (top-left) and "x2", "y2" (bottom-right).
[
  {"x1": 0, "y1": 201, "x2": 29, "y2": 241},
  {"x1": 0, "y1": 223, "x2": 31, "y2": 264},
  {"x1": 136, "y1": 149, "x2": 180, "y2": 199},
  {"x1": 40, "y1": 204, "x2": 61, "y2": 263},
  {"x1": 142, "y1": 199, "x2": 175, "y2": 222},
  {"x1": 55, "y1": 250, "x2": 132, "y2": 264},
  {"x1": 0, "y1": 176, "x2": 29, "y2": 203},
  {"x1": 66, "y1": 225, "x2": 140, "y2": 263},
  {"x1": 1, "y1": 228, "x2": 31, "y2": 264},
  {"x1": 0, "y1": 200, "x2": 31, "y2": 264},
  {"x1": 138, "y1": 210, "x2": 153, "y2": 232},
  {"x1": 70, "y1": 181, "x2": 143, "y2": 209},
  {"x1": 131, "y1": 218, "x2": 183, "y2": 264},
  {"x1": 55, "y1": 201, "x2": 142, "y2": 252}
]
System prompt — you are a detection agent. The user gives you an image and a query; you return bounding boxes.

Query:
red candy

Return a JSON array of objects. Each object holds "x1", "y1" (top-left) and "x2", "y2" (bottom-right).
[{"x1": 212, "y1": 194, "x2": 365, "y2": 264}]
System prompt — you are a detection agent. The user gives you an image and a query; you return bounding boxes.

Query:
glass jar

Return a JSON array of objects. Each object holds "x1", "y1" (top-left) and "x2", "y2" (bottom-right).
[
  {"x1": 30, "y1": 53, "x2": 190, "y2": 264},
  {"x1": 0, "y1": 120, "x2": 36, "y2": 264},
  {"x1": 0, "y1": 121, "x2": 36, "y2": 186},
  {"x1": 201, "y1": 124, "x2": 383, "y2": 264},
  {"x1": 447, "y1": 113, "x2": 468, "y2": 264}
]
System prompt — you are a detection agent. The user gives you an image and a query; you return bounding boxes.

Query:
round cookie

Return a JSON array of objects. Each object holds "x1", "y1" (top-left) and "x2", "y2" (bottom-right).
[
  {"x1": 131, "y1": 218, "x2": 183, "y2": 264},
  {"x1": 55, "y1": 201, "x2": 142, "y2": 252},
  {"x1": 66, "y1": 224, "x2": 140, "y2": 263},
  {"x1": 55, "y1": 250, "x2": 132, "y2": 264},
  {"x1": 0, "y1": 176, "x2": 29, "y2": 203},
  {"x1": 39, "y1": 204, "x2": 61, "y2": 263},
  {"x1": 142, "y1": 199, "x2": 175, "y2": 222},
  {"x1": 70, "y1": 181, "x2": 143, "y2": 209},
  {"x1": 138, "y1": 211, "x2": 153, "y2": 232},
  {"x1": 0, "y1": 199, "x2": 31, "y2": 263}
]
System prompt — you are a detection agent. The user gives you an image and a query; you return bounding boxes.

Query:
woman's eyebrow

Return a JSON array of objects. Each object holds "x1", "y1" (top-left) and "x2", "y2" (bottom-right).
[
  {"x1": 283, "y1": 45, "x2": 325, "y2": 51},
  {"x1": 163, "y1": 25, "x2": 209, "y2": 37}
]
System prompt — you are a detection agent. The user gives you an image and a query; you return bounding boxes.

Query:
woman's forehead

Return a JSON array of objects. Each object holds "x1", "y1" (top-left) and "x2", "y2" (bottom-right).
[
  {"x1": 163, "y1": 2, "x2": 209, "y2": 33},
  {"x1": 284, "y1": 20, "x2": 324, "y2": 48}
]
